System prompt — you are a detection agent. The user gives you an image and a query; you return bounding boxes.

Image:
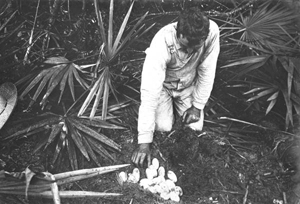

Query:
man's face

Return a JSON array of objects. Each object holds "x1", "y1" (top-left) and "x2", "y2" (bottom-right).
[{"x1": 178, "y1": 34, "x2": 205, "y2": 51}]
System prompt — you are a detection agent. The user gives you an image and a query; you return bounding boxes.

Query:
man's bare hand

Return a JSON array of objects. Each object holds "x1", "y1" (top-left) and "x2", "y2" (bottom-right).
[
  {"x1": 182, "y1": 105, "x2": 201, "y2": 124},
  {"x1": 131, "y1": 143, "x2": 151, "y2": 168}
]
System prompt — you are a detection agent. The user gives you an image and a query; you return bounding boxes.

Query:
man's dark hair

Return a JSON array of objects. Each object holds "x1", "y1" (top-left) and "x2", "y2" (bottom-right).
[{"x1": 177, "y1": 7, "x2": 210, "y2": 46}]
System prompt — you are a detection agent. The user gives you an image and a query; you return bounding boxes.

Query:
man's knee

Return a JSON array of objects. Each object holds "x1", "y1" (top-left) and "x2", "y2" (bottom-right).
[{"x1": 155, "y1": 121, "x2": 173, "y2": 132}]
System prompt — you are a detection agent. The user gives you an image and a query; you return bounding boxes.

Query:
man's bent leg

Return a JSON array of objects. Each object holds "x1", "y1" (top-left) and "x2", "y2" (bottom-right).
[{"x1": 155, "y1": 88, "x2": 174, "y2": 132}]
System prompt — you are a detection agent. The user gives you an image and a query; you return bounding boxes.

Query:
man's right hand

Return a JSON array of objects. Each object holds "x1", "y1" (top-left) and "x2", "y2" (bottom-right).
[{"x1": 131, "y1": 143, "x2": 151, "y2": 168}]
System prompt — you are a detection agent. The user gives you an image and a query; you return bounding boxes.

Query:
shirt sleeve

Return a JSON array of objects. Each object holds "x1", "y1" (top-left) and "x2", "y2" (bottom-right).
[
  {"x1": 192, "y1": 20, "x2": 220, "y2": 110},
  {"x1": 137, "y1": 30, "x2": 171, "y2": 144}
]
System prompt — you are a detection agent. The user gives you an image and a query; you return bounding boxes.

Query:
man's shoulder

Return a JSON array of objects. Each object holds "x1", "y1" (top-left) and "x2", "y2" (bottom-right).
[
  {"x1": 152, "y1": 22, "x2": 177, "y2": 47},
  {"x1": 209, "y1": 19, "x2": 219, "y2": 33},
  {"x1": 156, "y1": 22, "x2": 177, "y2": 37}
]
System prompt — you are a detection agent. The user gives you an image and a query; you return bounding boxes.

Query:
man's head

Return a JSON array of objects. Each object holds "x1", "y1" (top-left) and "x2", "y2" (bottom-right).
[{"x1": 177, "y1": 7, "x2": 210, "y2": 49}]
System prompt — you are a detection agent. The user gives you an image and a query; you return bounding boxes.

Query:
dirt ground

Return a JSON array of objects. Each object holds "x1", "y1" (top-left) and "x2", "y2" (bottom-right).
[{"x1": 0, "y1": 107, "x2": 293, "y2": 204}]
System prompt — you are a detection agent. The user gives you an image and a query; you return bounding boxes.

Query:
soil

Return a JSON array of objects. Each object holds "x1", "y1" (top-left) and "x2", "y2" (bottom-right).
[{"x1": 0, "y1": 107, "x2": 294, "y2": 204}]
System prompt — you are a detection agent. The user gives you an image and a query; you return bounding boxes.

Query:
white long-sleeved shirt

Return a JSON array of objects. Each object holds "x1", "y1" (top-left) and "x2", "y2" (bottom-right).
[{"x1": 138, "y1": 20, "x2": 220, "y2": 144}]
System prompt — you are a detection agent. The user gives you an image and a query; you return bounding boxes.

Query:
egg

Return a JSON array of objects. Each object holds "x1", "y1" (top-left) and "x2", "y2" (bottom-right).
[
  {"x1": 167, "y1": 170, "x2": 177, "y2": 183},
  {"x1": 132, "y1": 168, "x2": 140, "y2": 181},
  {"x1": 152, "y1": 175, "x2": 165, "y2": 185},
  {"x1": 117, "y1": 171, "x2": 127, "y2": 185},
  {"x1": 159, "y1": 181, "x2": 169, "y2": 193},
  {"x1": 174, "y1": 186, "x2": 183, "y2": 196},
  {"x1": 160, "y1": 192, "x2": 170, "y2": 200},
  {"x1": 127, "y1": 168, "x2": 140, "y2": 183},
  {"x1": 169, "y1": 191, "x2": 180, "y2": 202},
  {"x1": 139, "y1": 178, "x2": 151, "y2": 189},
  {"x1": 152, "y1": 158, "x2": 159, "y2": 170},
  {"x1": 148, "y1": 186, "x2": 157, "y2": 194},
  {"x1": 165, "y1": 179, "x2": 176, "y2": 190},
  {"x1": 158, "y1": 166, "x2": 165, "y2": 177},
  {"x1": 154, "y1": 184, "x2": 163, "y2": 194},
  {"x1": 146, "y1": 167, "x2": 157, "y2": 180}
]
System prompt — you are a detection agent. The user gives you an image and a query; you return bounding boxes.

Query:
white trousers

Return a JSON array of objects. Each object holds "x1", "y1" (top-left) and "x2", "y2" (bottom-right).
[{"x1": 155, "y1": 85, "x2": 204, "y2": 132}]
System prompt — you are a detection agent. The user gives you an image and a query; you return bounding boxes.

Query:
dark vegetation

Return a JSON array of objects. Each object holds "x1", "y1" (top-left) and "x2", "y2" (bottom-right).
[{"x1": 0, "y1": 0, "x2": 300, "y2": 203}]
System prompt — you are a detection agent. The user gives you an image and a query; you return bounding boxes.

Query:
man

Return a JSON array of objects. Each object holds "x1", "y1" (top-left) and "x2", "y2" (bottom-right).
[{"x1": 131, "y1": 7, "x2": 220, "y2": 167}]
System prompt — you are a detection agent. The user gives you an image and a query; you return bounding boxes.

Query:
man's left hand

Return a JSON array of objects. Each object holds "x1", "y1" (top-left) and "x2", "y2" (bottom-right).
[{"x1": 182, "y1": 105, "x2": 201, "y2": 124}]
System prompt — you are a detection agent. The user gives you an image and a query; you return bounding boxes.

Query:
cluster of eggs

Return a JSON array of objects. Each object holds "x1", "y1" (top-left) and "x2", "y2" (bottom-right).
[{"x1": 118, "y1": 158, "x2": 183, "y2": 202}]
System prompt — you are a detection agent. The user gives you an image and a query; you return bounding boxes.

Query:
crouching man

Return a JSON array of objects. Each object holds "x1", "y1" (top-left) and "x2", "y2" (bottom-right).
[{"x1": 131, "y1": 7, "x2": 220, "y2": 167}]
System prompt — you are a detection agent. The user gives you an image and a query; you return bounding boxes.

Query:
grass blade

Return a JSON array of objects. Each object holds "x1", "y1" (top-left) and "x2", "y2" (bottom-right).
[
  {"x1": 78, "y1": 77, "x2": 102, "y2": 116},
  {"x1": 67, "y1": 120, "x2": 90, "y2": 161},
  {"x1": 4, "y1": 115, "x2": 60, "y2": 140},
  {"x1": 66, "y1": 138, "x2": 78, "y2": 170},
  {"x1": 107, "y1": 0, "x2": 114, "y2": 55},
  {"x1": 20, "y1": 69, "x2": 50, "y2": 99},
  {"x1": 76, "y1": 118, "x2": 125, "y2": 129},
  {"x1": 52, "y1": 132, "x2": 67, "y2": 165},
  {"x1": 68, "y1": 64, "x2": 75, "y2": 101},
  {"x1": 111, "y1": 1, "x2": 134, "y2": 54},
  {"x1": 90, "y1": 74, "x2": 105, "y2": 118},
  {"x1": 86, "y1": 136, "x2": 116, "y2": 162},
  {"x1": 82, "y1": 136, "x2": 101, "y2": 166},
  {"x1": 266, "y1": 98, "x2": 277, "y2": 115},
  {"x1": 246, "y1": 88, "x2": 276, "y2": 102},
  {"x1": 58, "y1": 66, "x2": 71, "y2": 103}
]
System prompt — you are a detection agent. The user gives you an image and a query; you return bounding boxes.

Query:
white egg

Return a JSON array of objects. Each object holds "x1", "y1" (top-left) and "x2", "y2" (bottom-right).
[
  {"x1": 154, "y1": 184, "x2": 163, "y2": 194},
  {"x1": 159, "y1": 181, "x2": 170, "y2": 193},
  {"x1": 132, "y1": 168, "x2": 140, "y2": 182},
  {"x1": 146, "y1": 166, "x2": 158, "y2": 180},
  {"x1": 174, "y1": 186, "x2": 183, "y2": 196},
  {"x1": 152, "y1": 158, "x2": 159, "y2": 170},
  {"x1": 139, "y1": 178, "x2": 151, "y2": 189},
  {"x1": 167, "y1": 170, "x2": 177, "y2": 183},
  {"x1": 169, "y1": 191, "x2": 180, "y2": 202},
  {"x1": 158, "y1": 166, "x2": 165, "y2": 177},
  {"x1": 127, "y1": 168, "x2": 140, "y2": 184},
  {"x1": 146, "y1": 168, "x2": 155, "y2": 180},
  {"x1": 148, "y1": 165, "x2": 158, "y2": 177},
  {"x1": 148, "y1": 186, "x2": 157, "y2": 194},
  {"x1": 160, "y1": 192, "x2": 170, "y2": 200},
  {"x1": 152, "y1": 175, "x2": 165, "y2": 185},
  {"x1": 117, "y1": 171, "x2": 127, "y2": 185},
  {"x1": 165, "y1": 179, "x2": 176, "y2": 190}
]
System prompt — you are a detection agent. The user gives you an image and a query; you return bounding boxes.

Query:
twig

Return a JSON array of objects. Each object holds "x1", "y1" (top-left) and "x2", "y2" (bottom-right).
[
  {"x1": 209, "y1": 189, "x2": 244, "y2": 195},
  {"x1": 242, "y1": 185, "x2": 249, "y2": 204},
  {"x1": 283, "y1": 192, "x2": 287, "y2": 204},
  {"x1": 24, "y1": 0, "x2": 41, "y2": 63},
  {"x1": 161, "y1": 130, "x2": 176, "y2": 143},
  {"x1": 153, "y1": 142, "x2": 167, "y2": 161}
]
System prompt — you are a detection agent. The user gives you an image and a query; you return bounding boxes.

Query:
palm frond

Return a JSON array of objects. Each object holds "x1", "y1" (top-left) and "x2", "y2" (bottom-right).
[
  {"x1": 0, "y1": 165, "x2": 129, "y2": 201},
  {"x1": 4, "y1": 110, "x2": 124, "y2": 170},
  {"x1": 18, "y1": 57, "x2": 88, "y2": 109},
  {"x1": 79, "y1": 0, "x2": 153, "y2": 119}
]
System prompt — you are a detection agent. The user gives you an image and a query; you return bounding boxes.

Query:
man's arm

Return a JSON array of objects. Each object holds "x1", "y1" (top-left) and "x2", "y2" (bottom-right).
[
  {"x1": 137, "y1": 30, "x2": 170, "y2": 144},
  {"x1": 192, "y1": 20, "x2": 220, "y2": 110},
  {"x1": 132, "y1": 29, "x2": 171, "y2": 167}
]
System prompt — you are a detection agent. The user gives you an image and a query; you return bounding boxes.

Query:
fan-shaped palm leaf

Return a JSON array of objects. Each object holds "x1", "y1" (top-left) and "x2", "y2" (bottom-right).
[
  {"x1": 233, "y1": 0, "x2": 298, "y2": 50},
  {"x1": 18, "y1": 57, "x2": 88, "y2": 109},
  {"x1": 4, "y1": 110, "x2": 126, "y2": 170},
  {"x1": 79, "y1": 0, "x2": 154, "y2": 120}
]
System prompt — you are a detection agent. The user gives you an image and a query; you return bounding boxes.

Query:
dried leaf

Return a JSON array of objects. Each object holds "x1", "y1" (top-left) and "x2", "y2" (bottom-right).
[{"x1": 25, "y1": 167, "x2": 36, "y2": 200}]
